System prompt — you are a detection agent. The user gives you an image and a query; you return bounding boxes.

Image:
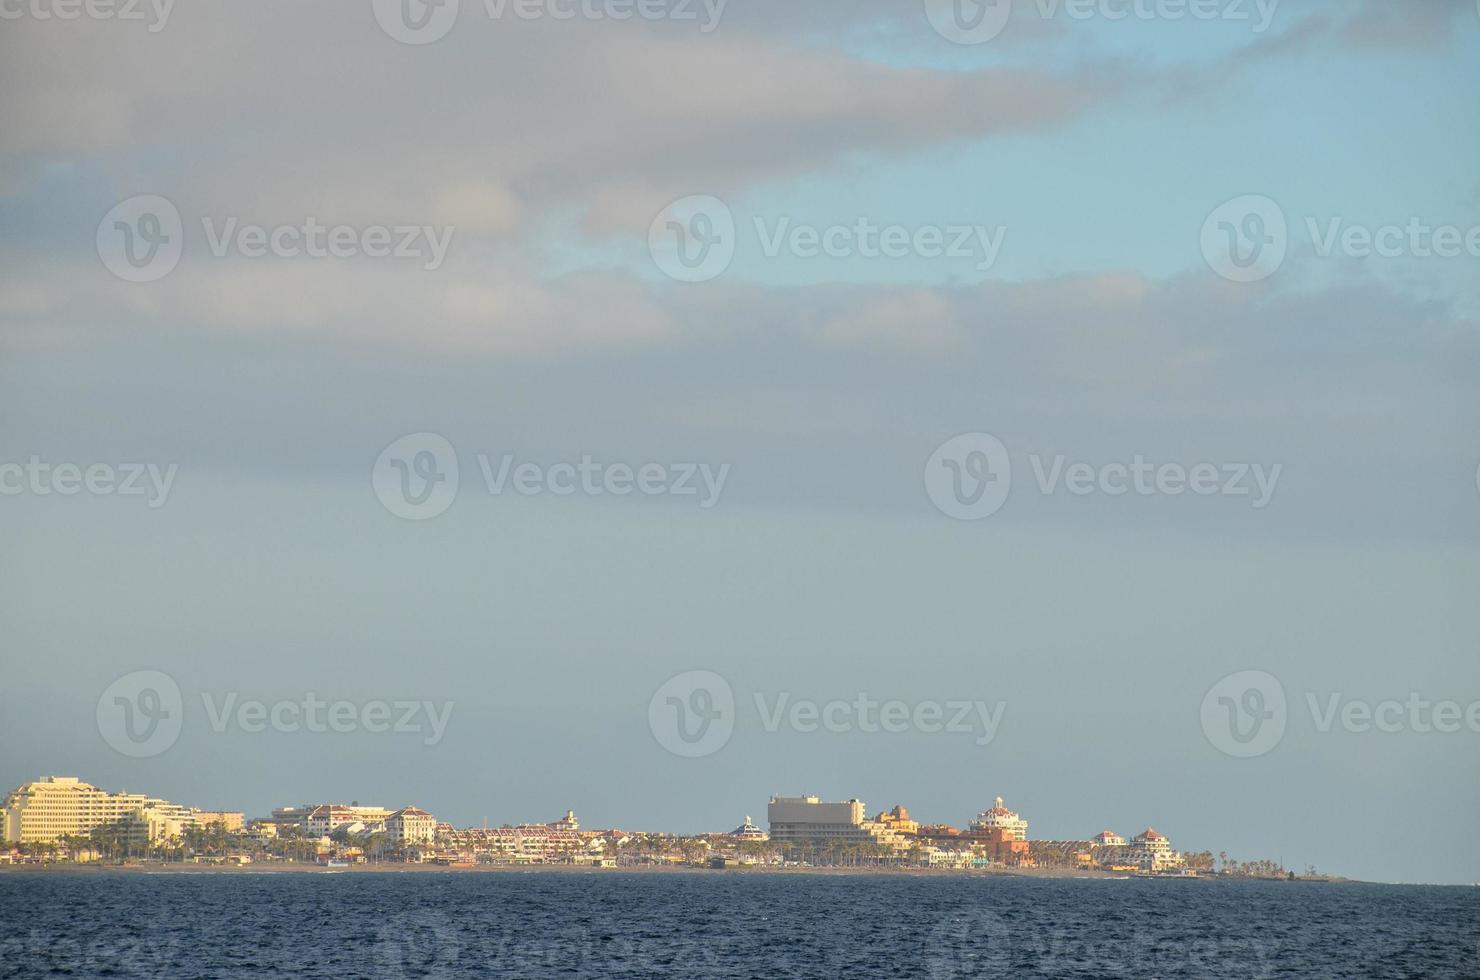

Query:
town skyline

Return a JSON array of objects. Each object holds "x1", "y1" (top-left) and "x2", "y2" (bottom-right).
[{"x1": 1, "y1": 772, "x2": 1310, "y2": 881}]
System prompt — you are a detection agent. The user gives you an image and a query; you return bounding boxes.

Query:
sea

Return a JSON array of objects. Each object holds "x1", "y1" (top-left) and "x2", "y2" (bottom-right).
[{"x1": 2, "y1": 872, "x2": 1476, "y2": 979}]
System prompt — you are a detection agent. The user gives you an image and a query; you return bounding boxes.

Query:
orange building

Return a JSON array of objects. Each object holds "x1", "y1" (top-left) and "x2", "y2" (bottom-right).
[{"x1": 872, "y1": 805, "x2": 919, "y2": 836}]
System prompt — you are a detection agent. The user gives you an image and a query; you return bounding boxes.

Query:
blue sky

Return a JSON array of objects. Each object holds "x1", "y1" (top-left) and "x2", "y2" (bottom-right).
[{"x1": 1, "y1": 0, "x2": 1478, "y2": 884}]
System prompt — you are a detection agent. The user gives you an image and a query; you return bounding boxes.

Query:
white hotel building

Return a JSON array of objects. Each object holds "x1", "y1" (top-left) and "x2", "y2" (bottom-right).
[{"x1": 2, "y1": 776, "x2": 242, "y2": 845}]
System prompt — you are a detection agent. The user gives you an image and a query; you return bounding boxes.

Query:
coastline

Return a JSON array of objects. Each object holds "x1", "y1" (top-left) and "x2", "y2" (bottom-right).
[{"x1": 0, "y1": 862, "x2": 1341, "y2": 882}]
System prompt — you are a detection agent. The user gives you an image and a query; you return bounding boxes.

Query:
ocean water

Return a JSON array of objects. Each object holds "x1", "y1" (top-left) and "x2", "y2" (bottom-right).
[{"x1": 2, "y1": 872, "x2": 1476, "y2": 979}]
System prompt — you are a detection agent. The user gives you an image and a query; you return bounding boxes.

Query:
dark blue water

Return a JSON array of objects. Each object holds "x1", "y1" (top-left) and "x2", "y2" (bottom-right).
[{"x1": 2, "y1": 872, "x2": 1476, "y2": 979}]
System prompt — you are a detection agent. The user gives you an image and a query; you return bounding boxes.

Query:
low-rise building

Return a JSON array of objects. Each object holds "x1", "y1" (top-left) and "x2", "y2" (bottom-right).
[{"x1": 731, "y1": 816, "x2": 769, "y2": 841}]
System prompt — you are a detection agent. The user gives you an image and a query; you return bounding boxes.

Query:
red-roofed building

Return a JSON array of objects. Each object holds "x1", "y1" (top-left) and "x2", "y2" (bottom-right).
[{"x1": 1130, "y1": 828, "x2": 1181, "y2": 871}]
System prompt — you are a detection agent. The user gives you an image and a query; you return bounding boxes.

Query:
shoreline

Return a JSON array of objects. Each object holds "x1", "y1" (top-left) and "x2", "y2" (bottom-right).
[{"x1": 0, "y1": 862, "x2": 1345, "y2": 882}]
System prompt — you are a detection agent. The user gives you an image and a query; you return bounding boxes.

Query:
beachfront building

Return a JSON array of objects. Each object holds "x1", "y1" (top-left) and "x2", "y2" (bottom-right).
[
  {"x1": 193, "y1": 811, "x2": 245, "y2": 832},
  {"x1": 1093, "y1": 830, "x2": 1126, "y2": 847},
  {"x1": 873, "y1": 805, "x2": 919, "y2": 836},
  {"x1": 552, "y1": 810, "x2": 580, "y2": 832},
  {"x1": 456, "y1": 825, "x2": 586, "y2": 863},
  {"x1": 291, "y1": 804, "x2": 394, "y2": 836},
  {"x1": 766, "y1": 796, "x2": 912, "y2": 858},
  {"x1": 767, "y1": 796, "x2": 867, "y2": 845},
  {"x1": 1129, "y1": 828, "x2": 1182, "y2": 872},
  {"x1": 971, "y1": 797, "x2": 1028, "y2": 841},
  {"x1": 386, "y1": 807, "x2": 437, "y2": 844},
  {"x1": 305, "y1": 805, "x2": 361, "y2": 836},
  {"x1": 731, "y1": 816, "x2": 769, "y2": 841},
  {"x1": 1, "y1": 776, "x2": 244, "y2": 845}
]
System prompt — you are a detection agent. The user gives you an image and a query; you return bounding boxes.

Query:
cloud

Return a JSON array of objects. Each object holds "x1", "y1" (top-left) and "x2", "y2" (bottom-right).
[{"x1": 0, "y1": 2, "x2": 1121, "y2": 233}]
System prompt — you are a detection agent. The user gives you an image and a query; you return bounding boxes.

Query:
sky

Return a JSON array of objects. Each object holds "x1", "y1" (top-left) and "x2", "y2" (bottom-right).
[{"x1": 1, "y1": 0, "x2": 1478, "y2": 885}]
